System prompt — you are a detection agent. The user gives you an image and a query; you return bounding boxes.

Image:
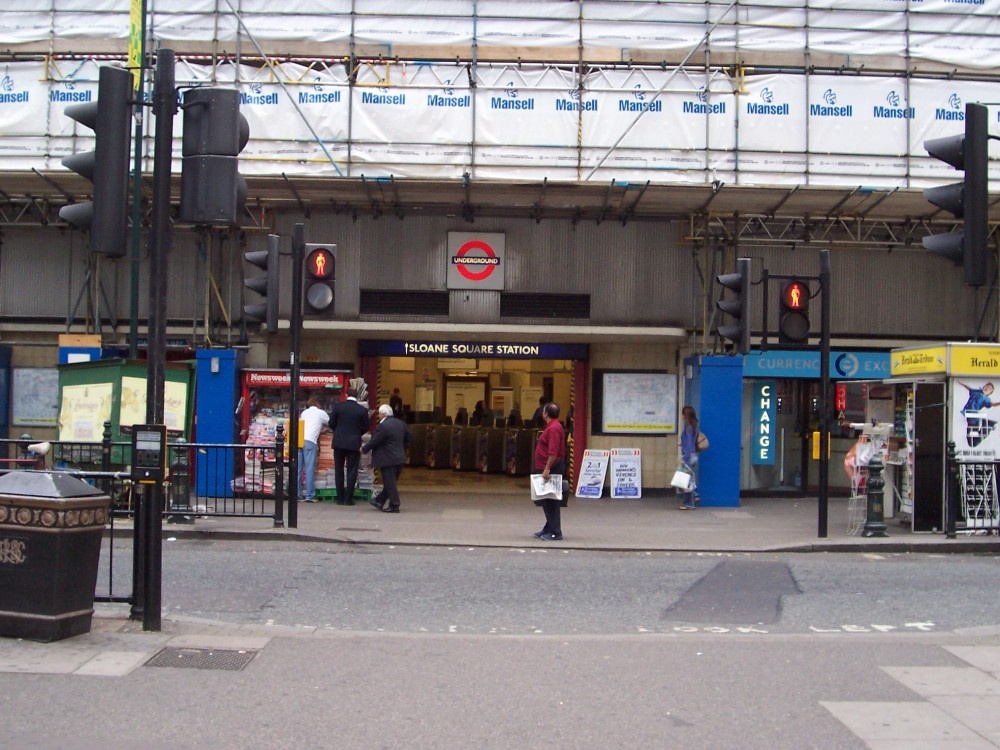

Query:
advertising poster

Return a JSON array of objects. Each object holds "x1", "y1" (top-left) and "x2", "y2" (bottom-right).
[
  {"x1": 610, "y1": 448, "x2": 642, "y2": 499},
  {"x1": 952, "y1": 377, "x2": 1000, "y2": 462},
  {"x1": 575, "y1": 449, "x2": 610, "y2": 498},
  {"x1": 58, "y1": 382, "x2": 113, "y2": 441}
]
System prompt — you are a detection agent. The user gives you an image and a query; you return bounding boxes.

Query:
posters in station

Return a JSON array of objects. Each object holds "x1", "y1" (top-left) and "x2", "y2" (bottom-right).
[
  {"x1": 491, "y1": 387, "x2": 514, "y2": 418},
  {"x1": 610, "y1": 448, "x2": 642, "y2": 499},
  {"x1": 575, "y1": 449, "x2": 610, "y2": 498}
]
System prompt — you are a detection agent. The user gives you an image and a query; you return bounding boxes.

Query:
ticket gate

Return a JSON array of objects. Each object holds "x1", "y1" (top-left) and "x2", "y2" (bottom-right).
[
  {"x1": 503, "y1": 428, "x2": 535, "y2": 476},
  {"x1": 407, "y1": 424, "x2": 433, "y2": 467},
  {"x1": 426, "y1": 424, "x2": 454, "y2": 469},
  {"x1": 451, "y1": 425, "x2": 478, "y2": 471},
  {"x1": 477, "y1": 427, "x2": 506, "y2": 473}
]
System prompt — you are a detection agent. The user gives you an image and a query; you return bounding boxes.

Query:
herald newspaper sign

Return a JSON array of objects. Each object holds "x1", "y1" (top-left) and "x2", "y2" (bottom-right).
[{"x1": 447, "y1": 232, "x2": 505, "y2": 291}]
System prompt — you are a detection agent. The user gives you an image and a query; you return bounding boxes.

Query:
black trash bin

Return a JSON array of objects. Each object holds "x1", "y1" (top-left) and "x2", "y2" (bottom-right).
[{"x1": 0, "y1": 471, "x2": 110, "y2": 642}]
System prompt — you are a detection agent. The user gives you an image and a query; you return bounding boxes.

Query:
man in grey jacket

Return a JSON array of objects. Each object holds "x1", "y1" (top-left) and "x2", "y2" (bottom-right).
[{"x1": 362, "y1": 404, "x2": 411, "y2": 513}]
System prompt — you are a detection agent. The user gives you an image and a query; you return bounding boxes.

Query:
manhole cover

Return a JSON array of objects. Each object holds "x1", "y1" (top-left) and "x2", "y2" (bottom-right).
[{"x1": 145, "y1": 647, "x2": 257, "y2": 671}]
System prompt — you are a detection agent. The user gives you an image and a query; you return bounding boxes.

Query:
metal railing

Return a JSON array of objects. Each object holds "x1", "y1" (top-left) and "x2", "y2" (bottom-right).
[
  {"x1": 1, "y1": 426, "x2": 286, "y2": 524},
  {"x1": 2, "y1": 425, "x2": 288, "y2": 607}
]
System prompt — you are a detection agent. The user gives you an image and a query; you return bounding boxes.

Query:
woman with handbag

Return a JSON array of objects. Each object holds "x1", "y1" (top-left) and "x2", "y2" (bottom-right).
[{"x1": 678, "y1": 405, "x2": 701, "y2": 510}]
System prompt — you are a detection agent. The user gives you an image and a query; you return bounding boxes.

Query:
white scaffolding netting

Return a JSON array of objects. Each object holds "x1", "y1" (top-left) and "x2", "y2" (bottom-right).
[{"x1": 2, "y1": 1, "x2": 998, "y2": 188}]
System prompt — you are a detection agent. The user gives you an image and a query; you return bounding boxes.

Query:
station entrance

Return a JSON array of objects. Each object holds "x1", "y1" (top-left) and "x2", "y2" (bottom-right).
[{"x1": 358, "y1": 340, "x2": 588, "y2": 491}]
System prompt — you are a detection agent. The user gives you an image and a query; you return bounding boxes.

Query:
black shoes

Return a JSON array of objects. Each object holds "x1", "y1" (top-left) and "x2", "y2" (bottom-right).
[
  {"x1": 336, "y1": 498, "x2": 356, "y2": 506},
  {"x1": 382, "y1": 506, "x2": 400, "y2": 513},
  {"x1": 369, "y1": 498, "x2": 384, "y2": 511},
  {"x1": 533, "y1": 530, "x2": 546, "y2": 539},
  {"x1": 537, "y1": 533, "x2": 563, "y2": 541}
]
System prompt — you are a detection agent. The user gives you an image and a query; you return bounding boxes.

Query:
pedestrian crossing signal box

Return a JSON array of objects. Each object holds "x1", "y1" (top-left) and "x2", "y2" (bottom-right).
[{"x1": 131, "y1": 424, "x2": 168, "y2": 484}]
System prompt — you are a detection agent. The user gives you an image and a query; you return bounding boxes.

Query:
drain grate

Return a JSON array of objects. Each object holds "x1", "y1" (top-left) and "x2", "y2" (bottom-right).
[
  {"x1": 145, "y1": 647, "x2": 257, "y2": 671},
  {"x1": 337, "y1": 527, "x2": 380, "y2": 532}
]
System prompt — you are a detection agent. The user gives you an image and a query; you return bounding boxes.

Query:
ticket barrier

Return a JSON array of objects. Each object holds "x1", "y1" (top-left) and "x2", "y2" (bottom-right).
[
  {"x1": 451, "y1": 425, "x2": 478, "y2": 471},
  {"x1": 426, "y1": 424, "x2": 454, "y2": 469},
  {"x1": 407, "y1": 424, "x2": 433, "y2": 467},
  {"x1": 477, "y1": 427, "x2": 506, "y2": 473},
  {"x1": 503, "y1": 428, "x2": 535, "y2": 476}
]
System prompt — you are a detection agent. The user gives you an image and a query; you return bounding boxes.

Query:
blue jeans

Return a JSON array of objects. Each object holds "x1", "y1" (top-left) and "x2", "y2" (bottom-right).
[
  {"x1": 301, "y1": 440, "x2": 318, "y2": 499},
  {"x1": 681, "y1": 453, "x2": 699, "y2": 506}
]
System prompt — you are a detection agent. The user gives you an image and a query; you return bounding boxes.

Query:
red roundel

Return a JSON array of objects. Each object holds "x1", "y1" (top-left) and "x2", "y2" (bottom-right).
[{"x1": 453, "y1": 239, "x2": 498, "y2": 282}]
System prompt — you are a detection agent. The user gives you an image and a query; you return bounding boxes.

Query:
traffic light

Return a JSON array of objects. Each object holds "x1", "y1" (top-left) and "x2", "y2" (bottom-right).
[
  {"x1": 778, "y1": 278, "x2": 810, "y2": 344},
  {"x1": 922, "y1": 102, "x2": 988, "y2": 286},
  {"x1": 716, "y1": 257, "x2": 751, "y2": 355},
  {"x1": 303, "y1": 243, "x2": 336, "y2": 317},
  {"x1": 59, "y1": 64, "x2": 133, "y2": 257},
  {"x1": 180, "y1": 88, "x2": 249, "y2": 225},
  {"x1": 244, "y1": 234, "x2": 280, "y2": 332}
]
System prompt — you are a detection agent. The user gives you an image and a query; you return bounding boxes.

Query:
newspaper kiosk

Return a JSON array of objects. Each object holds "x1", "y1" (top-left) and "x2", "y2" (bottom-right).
[{"x1": 890, "y1": 342, "x2": 1000, "y2": 533}]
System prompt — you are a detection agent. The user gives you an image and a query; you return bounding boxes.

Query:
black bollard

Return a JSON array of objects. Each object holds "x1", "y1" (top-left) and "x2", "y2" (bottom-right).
[
  {"x1": 862, "y1": 454, "x2": 889, "y2": 537},
  {"x1": 945, "y1": 441, "x2": 958, "y2": 539}
]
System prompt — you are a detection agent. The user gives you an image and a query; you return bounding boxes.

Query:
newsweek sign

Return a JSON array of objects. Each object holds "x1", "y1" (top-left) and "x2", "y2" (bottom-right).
[{"x1": 447, "y1": 232, "x2": 505, "y2": 291}]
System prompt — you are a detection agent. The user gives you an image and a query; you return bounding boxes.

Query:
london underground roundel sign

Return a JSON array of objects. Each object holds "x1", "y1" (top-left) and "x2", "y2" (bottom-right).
[
  {"x1": 447, "y1": 232, "x2": 505, "y2": 291},
  {"x1": 453, "y1": 239, "x2": 499, "y2": 281}
]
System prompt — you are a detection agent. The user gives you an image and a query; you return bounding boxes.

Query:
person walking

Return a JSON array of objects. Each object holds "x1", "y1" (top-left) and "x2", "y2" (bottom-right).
[
  {"x1": 299, "y1": 396, "x2": 330, "y2": 502},
  {"x1": 678, "y1": 404, "x2": 701, "y2": 510},
  {"x1": 329, "y1": 385, "x2": 370, "y2": 505},
  {"x1": 532, "y1": 401, "x2": 566, "y2": 541},
  {"x1": 363, "y1": 404, "x2": 411, "y2": 513}
]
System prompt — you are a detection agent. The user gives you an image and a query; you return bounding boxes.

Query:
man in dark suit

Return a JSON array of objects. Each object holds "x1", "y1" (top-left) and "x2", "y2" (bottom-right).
[
  {"x1": 363, "y1": 404, "x2": 411, "y2": 513},
  {"x1": 329, "y1": 385, "x2": 370, "y2": 505}
]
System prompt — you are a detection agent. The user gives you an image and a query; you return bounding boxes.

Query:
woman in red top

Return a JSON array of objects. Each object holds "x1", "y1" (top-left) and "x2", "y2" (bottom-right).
[{"x1": 533, "y1": 402, "x2": 566, "y2": 541}]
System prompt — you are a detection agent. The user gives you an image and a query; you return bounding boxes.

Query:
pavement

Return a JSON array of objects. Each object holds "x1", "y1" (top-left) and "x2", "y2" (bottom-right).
[
  {"x1": 145, "y1": 485, "x2": 1000, "y2": 554},
  {"x1": 4, "y1": 484, "x2": 1000, "y2": 750}
]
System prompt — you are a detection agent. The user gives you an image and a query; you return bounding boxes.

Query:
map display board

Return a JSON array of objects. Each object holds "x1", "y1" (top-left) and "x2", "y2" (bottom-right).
[
  {"x1": 12, "y1": 367, "x2": 59, "y2": 427},
  {"x1": 592, "y1": 370, "x2": 678, "y2": 435}
]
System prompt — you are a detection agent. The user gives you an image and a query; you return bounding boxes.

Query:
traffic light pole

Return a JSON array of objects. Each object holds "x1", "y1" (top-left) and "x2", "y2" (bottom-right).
[
  {"x1": 136, "y1": 48, "x2": 175, "y2": 632},
  {"x1": 818, "y1": 250, "x2": 831, "y2": 539},
  {"x1": 287, "y1": 223, "x2": 305, "y2": 529}
]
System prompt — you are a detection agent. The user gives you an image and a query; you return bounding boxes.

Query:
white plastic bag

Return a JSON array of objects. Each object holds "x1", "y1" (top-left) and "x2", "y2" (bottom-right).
[{"x1": 670, "y1": 468, "x2": 691, "y2": 490}]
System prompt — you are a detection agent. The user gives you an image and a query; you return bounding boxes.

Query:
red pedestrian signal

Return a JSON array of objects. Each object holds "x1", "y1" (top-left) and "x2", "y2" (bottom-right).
[
  {"x1": 782, "y1": 280, "x2": 807, "y2": 311},
  {"x1": 778, "y1": 279, "x2": 810, "y2": 344},
  {"x1": 303, "y1": 243, "x2": 336, "y2": 316}
]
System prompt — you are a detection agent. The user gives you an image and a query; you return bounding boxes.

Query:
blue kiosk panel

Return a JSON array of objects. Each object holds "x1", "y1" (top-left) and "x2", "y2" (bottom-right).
[
  {"x1": 685, "y1": 355, "x2": 743, "y2": 507},
  {"x1": 195, "y1": 350, "x2": 243, "y2": 497}
]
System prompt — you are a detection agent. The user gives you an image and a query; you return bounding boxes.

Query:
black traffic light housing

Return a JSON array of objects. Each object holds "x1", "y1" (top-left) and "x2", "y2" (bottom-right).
[
  {"x1": 778, "y1": 278, "x2": 811, "y2": 344},
  {"x1": 59, "y1": 64, "x2": 133, "y2": 257},
  {"x1": 923, "y1": 102, "x2": 989, "y2": 286},
  {"x1": 244, "y1": 234, "x2": 280, "y2": 332},
  {"x1": 180, "y1": 88, "x2": 250, "y2": 226},
  {"x1": 303, "y1": 243, "x2": 337, "y2": 317},
  {"x1": 716, "y1": 257, "x2": 751, "y2": 355}
]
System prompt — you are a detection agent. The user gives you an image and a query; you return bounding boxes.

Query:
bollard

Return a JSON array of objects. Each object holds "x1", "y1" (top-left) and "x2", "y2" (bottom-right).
[
  {"x1": 862, "y1": 454, "x2": 889, "y2": 538},
  {"x1": 945, "y1": 441, "x2": 958, "y2": 539}
]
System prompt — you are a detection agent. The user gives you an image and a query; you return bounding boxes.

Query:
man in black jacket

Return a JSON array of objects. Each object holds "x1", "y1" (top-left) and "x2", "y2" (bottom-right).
[
  {"x1": 363, "y1": 404, "x2": 411, "y2": 513},
  {"x1": 329, "y1": 385, "x2": 370, "y2": 505}
]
